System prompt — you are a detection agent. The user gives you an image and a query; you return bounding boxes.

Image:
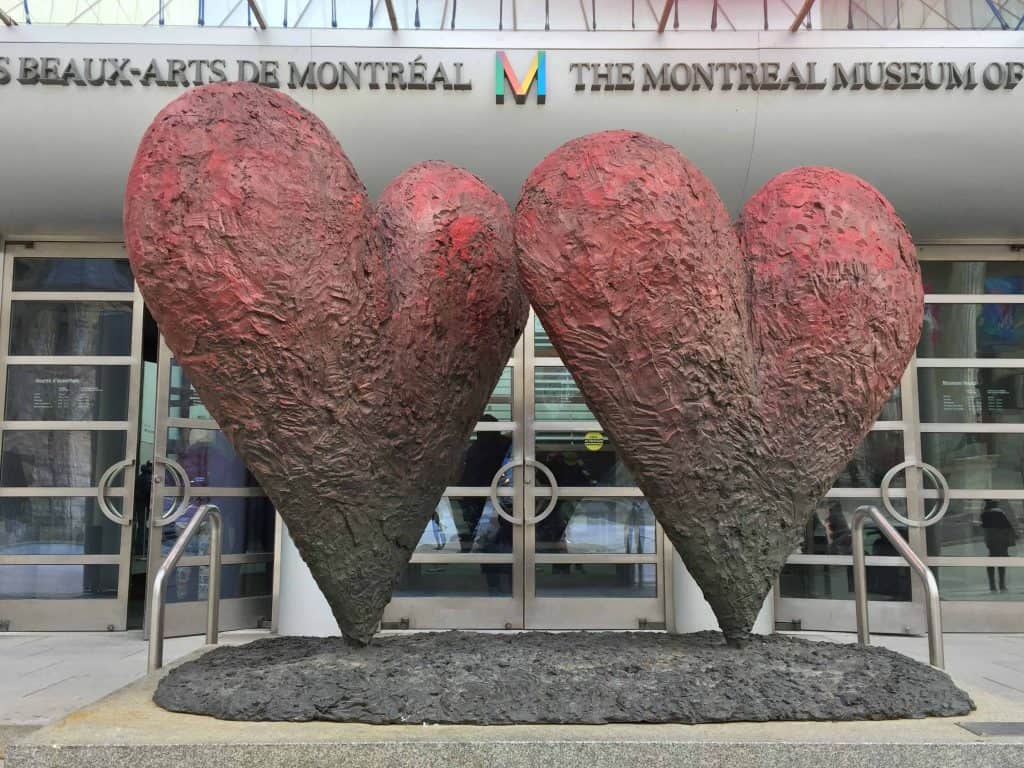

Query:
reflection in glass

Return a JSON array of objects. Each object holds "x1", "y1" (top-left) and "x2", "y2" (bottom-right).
[
  {"x1": 0, "y1": 497, "x2": 122, "y2": 555},
  {"x1": 922, "y1": 432, "x2": 1024, "y2": 490},
  {"x1": 921, "y1": 261, "x2": 1024, "y2": 295},
  {"x1": 534, "y1": 563, "x2": 656, "y2": 598},
  {"x1": 0, "y1": 564, "x2": 118, "y2": 599},
  {"x1": 831, "y1": 430, "x2": 904, "y2": 488},
  {"x1": 919, "y1": 304, "x2": 1024, "y2": 359},
  {"x1": 0, "y1": 430, "x2": 126, "y2": 487},
  {"x1": 413, "y1": 497, "x2": 513, "y2": 554},
  {"x1": 779, "y1": 564, "x2": 911, "y2": 601},
  {"x1": 535, "y1": 367, "x2": 594, "y2": 420},
  {"x1": 535, "y1": 498, "x2": 655, "y2": 554},
  {"x1": 396, "y1": 563, "x2": 513, "y2": 597},
  {"x1": 165, "y1": 428, "x2": 259, "y2": 487},
  {"x1": 917, "y1": 367, "x2": 1024, "y2": 424},
  {"x1": 458, "y1": 422, "x2": 513, "y2": 488},
  {"x1": 9, "y1": 302, "x2": 133, "y2": 356},
  {"x1": 932, "y1": 566, "x2": 1024, "y2": 601},
  {"x1": 926, "y1": 499, "x2": 1022, "y2": 558},
  {"x1": 483, "y1": 368, "x2": 513, "y2": 421},
  {"x1": 159, "y1": 496, "x2": 275, "y2": 556},
  {"x1": 534, "y1": 316, "x2": 557, "y2": 357},
  {"x1": 13, "y1": 258, "x2": 134, "y2": 292},
  {"x1": 167, "y1": 361, "x2": 212, "y2": 420},
  {"x1": 164, "y1": 562, "x2": 273, "y2": 604},
  {"x1": 5, "y1": 365, "x2": 131, "y2": 421},
  {"x1": 795, "y1": 496, "x2": 908, "y2": 556},
  {"x1": 878, "y1": 386, "x2": 902, "y2": 421},
  {"x1": 536, "y1": 432, "x2": 635, "y2": 487}
]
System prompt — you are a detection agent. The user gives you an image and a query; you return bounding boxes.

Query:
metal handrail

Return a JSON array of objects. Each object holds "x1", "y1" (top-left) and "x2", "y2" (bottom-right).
[
  {"x1": 852, "y1": 504, "x2": 944, "y2": 669},
  {"x1": 148, "y1": 503, "x2": 223, "y2": 673}
]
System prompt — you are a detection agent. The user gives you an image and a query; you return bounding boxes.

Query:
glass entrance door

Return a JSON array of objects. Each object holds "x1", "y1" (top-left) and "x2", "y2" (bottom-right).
[
  {"x1": 383, "y1": 310, "x2": 666, "y2": 630},
  {"x1": 141, "y1": 337, "x2": 275, "y2": 638},
  {"x1": 0, "y1": 242, "x2": 143, "y2": 631}
]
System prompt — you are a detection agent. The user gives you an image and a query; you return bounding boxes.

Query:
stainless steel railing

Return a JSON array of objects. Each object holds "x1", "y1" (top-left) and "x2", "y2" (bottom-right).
[
  {"x1": 148, "y1": 503, "x2": 223, "y2": 673},
  {"x1": 851, "y1": 460, "x2": 950, "y2": 669}
]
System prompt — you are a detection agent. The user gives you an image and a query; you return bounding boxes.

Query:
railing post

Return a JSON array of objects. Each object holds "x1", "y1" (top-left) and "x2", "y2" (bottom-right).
[
  {"x1": 148, "y1": 504, "x2": 223, "y2": 673},
  {"x1": 852, "y1": 511, "x2": 870, "y2": 645}
]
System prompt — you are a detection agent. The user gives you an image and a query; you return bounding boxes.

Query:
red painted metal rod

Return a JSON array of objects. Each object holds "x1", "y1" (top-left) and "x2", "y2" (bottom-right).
[
  {"x1": 656, "y1": 0, "x2": 673, "y2": 32},
  {"x1": 789, "y1": 0, "x2": 816, "y2": 31}
]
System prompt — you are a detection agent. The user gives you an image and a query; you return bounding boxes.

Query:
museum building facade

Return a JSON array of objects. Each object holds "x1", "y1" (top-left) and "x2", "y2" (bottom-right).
[{"x1": 1, "y1": 0, "x2": 1024, "y2": 640}]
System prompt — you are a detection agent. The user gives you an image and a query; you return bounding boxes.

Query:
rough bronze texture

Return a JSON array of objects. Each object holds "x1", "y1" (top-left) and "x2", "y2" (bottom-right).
[
  {"x1": 515, "y1": 131, "x2": 923, "y2": 645},
  {"x1": 124, "y1": 83, "x2": 528, "y2": 644},
  {"x1": 153, "y1": 632, "x2": 973, "y2": 724}
]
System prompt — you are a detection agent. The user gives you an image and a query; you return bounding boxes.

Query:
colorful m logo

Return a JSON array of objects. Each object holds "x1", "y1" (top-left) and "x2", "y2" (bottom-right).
[{"x1": 495, "y1": 51, "x2": 546, "y2": 105}]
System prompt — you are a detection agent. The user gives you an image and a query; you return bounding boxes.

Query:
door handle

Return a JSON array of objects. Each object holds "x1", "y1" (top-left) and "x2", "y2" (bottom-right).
[
  {"x1": 488, "y1": 458, "x2": 560, "y2": 526},
  {"x1": 96, "y1": 458, "x2": 136, "y2": 526},
  {"x1": 880, "y1": 459, "x2": 950, "y2": 528},
  {"x1": 149, "y1": 456, "x2": 194, "y2": 528}
]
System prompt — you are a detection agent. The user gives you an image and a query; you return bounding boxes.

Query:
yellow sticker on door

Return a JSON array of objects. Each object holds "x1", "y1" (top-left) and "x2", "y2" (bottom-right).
[{"x1": 583, "y1": 431, "x2": 604, "y2": 451}]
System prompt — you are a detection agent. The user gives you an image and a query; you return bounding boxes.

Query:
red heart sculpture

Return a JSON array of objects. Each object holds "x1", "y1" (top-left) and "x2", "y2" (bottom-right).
[
  {"x1": 125, "y1": 83, "x2": 528, "y2": 644},
  {"x1": 515, "y1": 131, "x2": 923, "y2": 645}
]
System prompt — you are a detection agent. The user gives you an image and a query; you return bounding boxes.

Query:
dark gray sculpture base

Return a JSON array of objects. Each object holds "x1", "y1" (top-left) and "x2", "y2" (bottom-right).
[{"x1": 154, "y1": 632, "x2": 973, "y2": 724}]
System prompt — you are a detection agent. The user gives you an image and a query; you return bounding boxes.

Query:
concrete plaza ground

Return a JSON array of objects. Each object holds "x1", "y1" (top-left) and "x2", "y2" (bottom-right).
[{"x1": 2, "y1": 629, "x2": 1024, "y2": 765}]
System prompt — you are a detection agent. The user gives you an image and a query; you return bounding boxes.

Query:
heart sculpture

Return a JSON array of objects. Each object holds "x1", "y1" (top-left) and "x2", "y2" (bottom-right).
[
  {"x1": 515, "y1": 130, "x2": 923, "y2": 646},
  {"x1": 125, "y1": 83, "x2": 528, "y2": 644}
]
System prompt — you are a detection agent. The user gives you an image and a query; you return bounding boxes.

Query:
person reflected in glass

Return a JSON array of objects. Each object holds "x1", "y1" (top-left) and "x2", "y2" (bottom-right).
[
  {"x1": 981, "y1": 500, "x2": 1018, "y2": 593},
  {"x1": 456, "y1": 415, "x2": 512, "y2": 553},
  {"x1": 825, "y1": 501, "x2": 853, "y2": 555}
]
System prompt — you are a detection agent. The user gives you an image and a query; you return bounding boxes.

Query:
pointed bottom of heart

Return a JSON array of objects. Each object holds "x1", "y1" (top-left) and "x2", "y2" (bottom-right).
[{"x1": 154, "y1": 632, "x2": 972, "y2": 724}]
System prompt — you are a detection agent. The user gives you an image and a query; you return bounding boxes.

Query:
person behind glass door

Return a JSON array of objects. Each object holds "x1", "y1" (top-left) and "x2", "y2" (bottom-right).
[
  {"x1": 456, "y1": 415, "x2": 512, "y2": 553},
  {"x1": 981, "y1": 500, "x2": 1018, "y2": 592}
]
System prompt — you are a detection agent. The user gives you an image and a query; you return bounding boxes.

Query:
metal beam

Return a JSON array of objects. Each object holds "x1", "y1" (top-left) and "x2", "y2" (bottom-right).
[
  {"x1": 247, "y1": 0, "x2": 267, "y2": 28},
  {"x1": 383, "y1": 0, "x2": 398, "y2": 29},
  {"x1": 985, "y1": 0, "x2": 1010, "y2": 29},
  {"x1": 0, "y1": 6, "x2": 16, "y2": 24},
  {"x1": 789, "y1": 0, "x2": 815, "y2": 31},
  {"x1": 656, "y1": 0, "x2": 672, "y2": 32}
]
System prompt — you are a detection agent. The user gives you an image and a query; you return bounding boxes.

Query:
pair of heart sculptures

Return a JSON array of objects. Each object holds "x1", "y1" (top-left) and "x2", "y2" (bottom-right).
[{"x1": 125, "y1": 83, "x2": 923, "y2": 647}]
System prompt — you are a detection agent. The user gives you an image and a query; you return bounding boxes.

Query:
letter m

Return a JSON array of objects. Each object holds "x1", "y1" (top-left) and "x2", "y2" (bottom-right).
[{"x1": 496, "y1": 51, "x2": 546, "y2": 105}]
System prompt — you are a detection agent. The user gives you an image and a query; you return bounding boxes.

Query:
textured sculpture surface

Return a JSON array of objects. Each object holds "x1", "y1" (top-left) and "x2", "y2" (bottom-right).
[
  {"x1": 124, "y1": 83, "x2": 528, "y2": 644},
  {"x1": 515, "y1": 131, "x2": 923, "y2": 645}
]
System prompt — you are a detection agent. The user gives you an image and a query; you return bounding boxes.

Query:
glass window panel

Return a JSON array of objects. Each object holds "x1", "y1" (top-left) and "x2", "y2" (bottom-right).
[
  {"x1": 456, "y1": 430, "x2": 514, "y2": 488},
  {"x1": 831, "y1": 430, "x2": 904, "y2": 489},
  {"x1": 164, "y1": 562, "x2": 273, "y2": 604},
  {"x1": 536, "y1": 431, "x2": 635, "y2": 487},
  {"x1": 926, "y1": 499, "x2": 1023, "y2": 558},
  {"x1": 413, "y1": 496, "x2": 513, "y2": 554},
  {"x1": 395, "y1": 563, "x2": 513, "y2": 597},
  {"x1": 534, "y1": 316, "x2": 557, "y2": 358},
  {"x1": 157, "y1": 496, "x2": 275, "y2": 556},
  {"x1": 9, "y1": 301, "x2": 133, "y2": 356},
  {"x1": 483, "y1": 368, "x2": 513, "y2": 421},
  {"x1": 0, "y1": 497, "x2": 122, "y2": 555},
  {"x1": 921, "y1": 261, "x2": 1024, "y2": 295},
  {"x1": 164, "y1": 428, "x2": 259, "y2": 488},
  {"x1": 922, "y1": 432, "x2": 1024, "y2": 490},
  {"x1": 534, "y1": 563, "x2": 657, "y2": 598},
  {"x1": 793, "y1": 496, "x2": 908, "y2": 556},
  {"x1": 917, "y1": 367, "x2": 1024, "y2": 424},
  {"x1": 13, "y1": 257, "x2": 134, "y2": 292},
  {"x1": 0, "y1": 564, "x2": 118, "y2": 599},
  {"x1": 5, "y1": 365, "x2": 131, "y2": 421},
  {"x1": 919, "y1": 304, "x2": 1024, "y2": 359},
  {"x1": 878, "y1": 386, "x2": 902, "y2": 421},
  {"x1": 535, "y1": 498, "x2": 655, "y2": 555},
  {"x1": 932, "y1": 566, "x2": 1024, "y2": 601},
  {"x1": 167, "y1": 360, "x2": 212, "y2": 420},
  {"x1": 779, "y1": 564, "x2": 912, "y2": 602},
  {"x1": 535, "y1": 366, "x2": 594, "y2": 421},
  {"x1": 0, "y1": 430, "x2": 127, "y2": 487}
]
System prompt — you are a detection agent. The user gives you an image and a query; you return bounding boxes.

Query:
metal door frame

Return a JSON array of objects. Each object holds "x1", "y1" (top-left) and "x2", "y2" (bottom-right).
[
  {"x1": 0, "y1": 240, "x2": 142, "y2": 631},
  {"x1": 776, "y1": 242, "x2": 1024, "y2": 634},
  {"x1": 142, "y1": 336, "x2": 273, "y2": 638}
]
